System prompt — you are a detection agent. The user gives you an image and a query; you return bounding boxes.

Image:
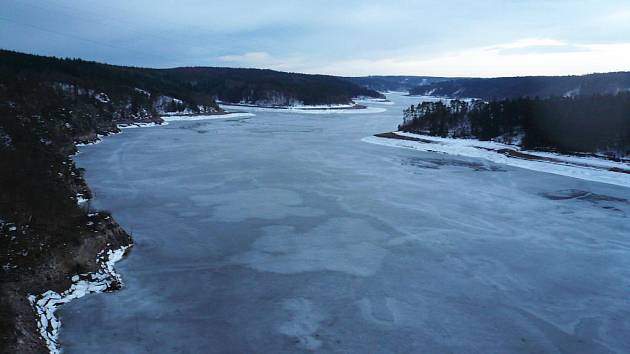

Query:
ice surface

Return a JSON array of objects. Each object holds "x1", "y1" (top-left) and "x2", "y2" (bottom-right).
[
  {"x1": 230, "y1": 218, "x2": 388, "y2": 276},
  {"x1": 60, "y1": 93, "x2": 630, "y2": 353},
  {"x1": 278, "y1": 298, "x2": 324, "y2": 350}
]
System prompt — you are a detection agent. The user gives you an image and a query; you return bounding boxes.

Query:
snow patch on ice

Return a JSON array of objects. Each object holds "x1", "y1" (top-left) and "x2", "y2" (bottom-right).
[
  {"x1": 354, "y1": 97, "x2": 394, "y2": 105},
  {"x1": 220, "y1": 104, "x2": 386, "y2": 115},
  {"x1": 161, "y1": 112, "x2": 255, "y2": 122},
  {"x1": 363, "y1": 132, "x2": 630, "y2": 188},
  {"x1": 29, "y1": 245, "x2": 131, "y2": 354}
]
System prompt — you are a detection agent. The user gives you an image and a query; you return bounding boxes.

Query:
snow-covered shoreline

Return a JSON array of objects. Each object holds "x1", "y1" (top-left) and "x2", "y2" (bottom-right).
[
  {"x1": 364, "y1": 131, "x2": 630, "y2": 188},
  {"x1": 35, "y1": 120, "x2": 161, "y2": 353},
  {"x1": 75, "y1": 122, "x2": 168, "y2": 148},
  {"x1": 29, "y1": 244, "x2": 131, "y2": 354},
  {"x1": 219, "y1": 103, "x2": 386, "y2": 115},
  {"x1": 117, "y1": 121, "x2": 168, "y2": 129},
  {"x1": 162, "y1": 112, "x2": 255, "y2": 122}
]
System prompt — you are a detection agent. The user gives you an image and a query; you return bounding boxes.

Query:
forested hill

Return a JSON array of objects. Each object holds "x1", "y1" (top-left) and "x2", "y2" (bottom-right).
[
  {"x1": 399, "y1": 94, "x2": 630, "y2": 157},
  {"x1": 164, "y1": 67, "x2": 383, "y2": 105},
  {"x1": 409, "y1": 72, "x2": 630, "y2": 100},
  {"x1": 343, "y1": 76, "x2": 453, "y2": 92},
  {"x1": 0, "y1": 50, "x2": 382, "y2": 108},
  {"x1": 0, "y1": 49, "x2": 222, "y2": 119}
]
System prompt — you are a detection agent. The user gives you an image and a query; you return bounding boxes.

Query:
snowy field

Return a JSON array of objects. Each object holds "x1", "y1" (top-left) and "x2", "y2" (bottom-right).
[{"x1": 59, "y1": 93, "x2": 630, "y2": 353}]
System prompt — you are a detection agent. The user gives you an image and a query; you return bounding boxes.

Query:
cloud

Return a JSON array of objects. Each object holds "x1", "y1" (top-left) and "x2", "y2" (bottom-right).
[
  {"x1": 216, "y1": 51, "x2": 306, "y2": 71},
  {"x1": 217, "y1": 52, "x2": 273, "y2": 64},
  {"x1": 309, "y1": 40, "x2": 630, "y2": 77},
  {"x1": 496, "y1": 38, "x2": 567, "y2": 50},
  {"x1": 489, "y1": 38, "x2": 588, "y2": 55}
]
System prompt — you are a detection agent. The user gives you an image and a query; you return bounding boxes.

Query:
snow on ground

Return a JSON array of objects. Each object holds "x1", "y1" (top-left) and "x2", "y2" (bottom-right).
[
  {"x1": 219, "y1": 104, "x2": 386, "y2": 115},
  {"x1": 363, "y1": 132, "x2": 630, "y2": 188},
  {"x1": 117, "y1": 122, "x2": 167, "y2": 129},
  {"x1": 94, "y1": 93, "x2": 110, "y2": 103},
  {"x1": 354, "y1": 98, "x2": 394, "y2": 105},
  {"x1": 75, "y1": 134, "x2": 105, "y2": 147},
  {"x1": 162, "y1": 112, "x2": 255, "y2": 122},
  {"x1": 76, "y1": 193, "x2": 88, "y2": 205},
  {"x1": 133, "y1": 88, "x2": 150, "y2": 96},
  {"x1": 29, "y1": 244, "x2": 131, "y2": 354}
]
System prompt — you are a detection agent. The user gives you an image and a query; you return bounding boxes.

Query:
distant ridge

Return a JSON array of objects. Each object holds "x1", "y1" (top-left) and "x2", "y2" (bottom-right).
[
  {"x1": 409, "y1": 72, "x2": 630, "y2": 99},
  {"x1": 342, "y1": 76, "x2": 454, "y2": 92}
]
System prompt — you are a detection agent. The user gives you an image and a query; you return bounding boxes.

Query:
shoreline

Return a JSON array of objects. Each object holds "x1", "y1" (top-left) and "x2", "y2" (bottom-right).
[
  {"x1": 217, "y1": 101, "x2": 362, "y2": 110},
  {"x1": 219, "y1": 103, "x2": 386, "y2": 115},
  {"x1": 366, "y1": 131, "x2": 630, "y2": 188},
  {"x1": 29, "y1": 113, "x2": 245, "y2": 353},
  {"x1": 28, "y1": 244, "x2": 131, "y2": 354},
  {"x1": 22, "y1": 111, "x2": 253, "y2": 352},
  {"x1": 162, "y1": 112, "x2": 255, "y2": 122},
  {"x1": 31, "y1": 119, "x2": 182, "y2": 353},
  {"x1": 8, "y1": 120, "x2": 165, "y2": 353},
  {"x1": 2, "y1": 206, "x2": 132, "y2": 354}
]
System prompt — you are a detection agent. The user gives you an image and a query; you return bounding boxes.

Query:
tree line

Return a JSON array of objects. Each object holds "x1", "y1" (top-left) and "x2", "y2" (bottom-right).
[{"x1": 400, "y1": 94, "x2": 630, "y2": 156}]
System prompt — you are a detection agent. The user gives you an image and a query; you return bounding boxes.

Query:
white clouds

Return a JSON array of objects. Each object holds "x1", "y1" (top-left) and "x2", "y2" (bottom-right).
[
  {"x1": 307, "y1": 40, "x2": 630, "y2": 77},
  {"x1": 213, "y1": 38, "x2": 630, "y2": 77},
  {"x1": 489, "y1": 38, "x2": 589, "y2": 56},
  {"x1": 217, "y1": 51, "x2": 273, "y2": 64},
  {"x1": 216, "y1": 51, "x2": 307, "y2": 71},
  {"x1": 496, "y1": 38, "x2": 567, "y2": 50}
]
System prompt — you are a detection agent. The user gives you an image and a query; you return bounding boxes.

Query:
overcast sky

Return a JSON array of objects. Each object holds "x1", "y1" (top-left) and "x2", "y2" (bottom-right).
[{"x1": 2, "y1": 0, "x2": 629, "y2": 77}]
